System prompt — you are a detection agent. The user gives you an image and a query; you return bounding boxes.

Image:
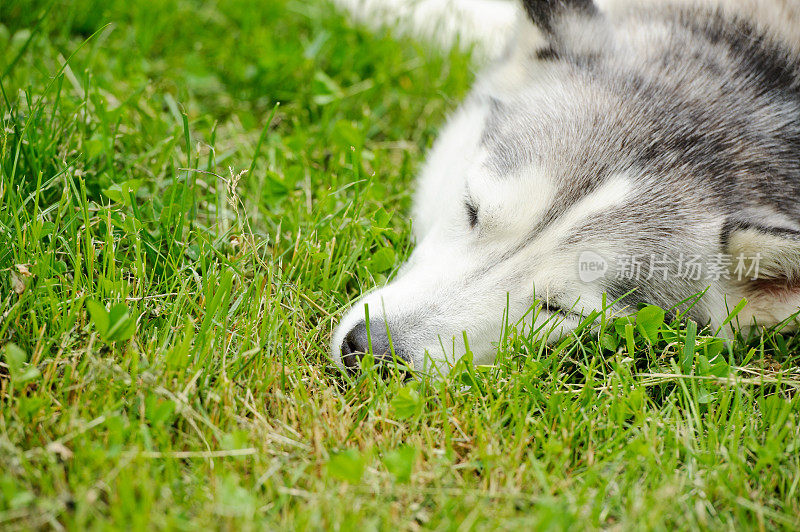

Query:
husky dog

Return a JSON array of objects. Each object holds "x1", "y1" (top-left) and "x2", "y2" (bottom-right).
[{"x1": 330, "y1": 0, "x2": 800, "y2": 374}]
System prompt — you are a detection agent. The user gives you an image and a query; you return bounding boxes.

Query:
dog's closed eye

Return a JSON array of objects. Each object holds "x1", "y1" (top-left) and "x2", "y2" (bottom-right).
[
  {"x1": 541, "y1": 300, "x2": 580, "y2": 319},
  {"x1": 542, "y1": 301, "x2": 564, "y2": 314},
  {"x1": 466, "y1": 200, "x2": 479, "y2": 228}
]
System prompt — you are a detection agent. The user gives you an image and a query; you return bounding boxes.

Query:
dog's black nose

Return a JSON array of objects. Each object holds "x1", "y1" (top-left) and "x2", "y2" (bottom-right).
[
  {"x1": 340, "y1": 321, "x2": 370, "y2": 370},
  {"x1": 340, "y1": 320, "x2": 407, "y2": 373}
]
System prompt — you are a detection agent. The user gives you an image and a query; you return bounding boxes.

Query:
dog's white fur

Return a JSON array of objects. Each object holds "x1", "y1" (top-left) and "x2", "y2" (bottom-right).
[{"x1": 331, "y1": 0, "x2": 521, "y2": 60}]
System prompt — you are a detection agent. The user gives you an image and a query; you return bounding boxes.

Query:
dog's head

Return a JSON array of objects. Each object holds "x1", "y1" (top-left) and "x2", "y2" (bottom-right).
[{"x1": 332, "y1": 0, "x2": 800, "y2": 374}]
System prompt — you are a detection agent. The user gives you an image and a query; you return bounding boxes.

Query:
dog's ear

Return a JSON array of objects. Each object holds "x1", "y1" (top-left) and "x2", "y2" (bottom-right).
[
  {"x1": 521, "y1": 0, "x2": 598, "y2": 33},
  {"x1": 722, "y1": 221, "x2": 800, "y2": 325},
  {"x1": 519, "y1": 0, "x2": 608, "y2": 58}
]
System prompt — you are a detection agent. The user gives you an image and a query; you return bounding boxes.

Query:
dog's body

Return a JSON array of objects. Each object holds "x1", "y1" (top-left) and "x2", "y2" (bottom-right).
[{"x1": 331, "y1": 0, "x2": 800, "y2": 374}]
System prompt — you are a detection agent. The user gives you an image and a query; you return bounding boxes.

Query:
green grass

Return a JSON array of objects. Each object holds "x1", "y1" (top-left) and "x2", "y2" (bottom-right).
[{"x1": 1, "y1": 0, "x2": 799, "y2": 529}]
